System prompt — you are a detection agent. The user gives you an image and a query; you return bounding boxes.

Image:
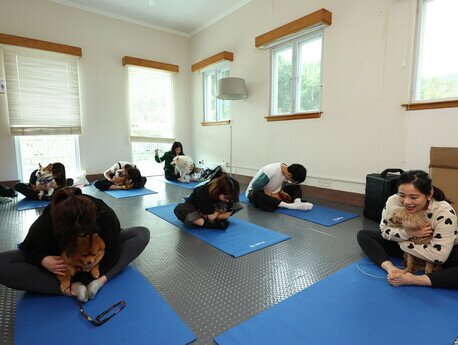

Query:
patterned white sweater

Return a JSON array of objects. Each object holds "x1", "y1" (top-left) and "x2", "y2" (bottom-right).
[{"x1": 380, "y1": 195, "x2": 458, "y2": 264}]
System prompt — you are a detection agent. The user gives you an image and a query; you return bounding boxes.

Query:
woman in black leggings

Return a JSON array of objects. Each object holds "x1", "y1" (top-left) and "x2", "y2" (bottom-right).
[
  {"x1": 357, "y1": 170, "x2": 458, "y2": 289},
  {"x1": 0, "y1": 187, "x2": 150, "y2": 301}
]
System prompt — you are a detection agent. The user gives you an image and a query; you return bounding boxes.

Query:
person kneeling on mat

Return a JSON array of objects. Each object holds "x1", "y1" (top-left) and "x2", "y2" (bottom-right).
[
  {"x1": 246, "y1": 163, "x2": 313, "y2": 212},
  {"x1": 174, "y1": 175, "x2": 242, "y2": 230}
]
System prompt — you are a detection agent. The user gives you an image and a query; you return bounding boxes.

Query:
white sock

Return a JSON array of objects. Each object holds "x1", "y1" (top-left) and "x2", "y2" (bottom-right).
[
  {"x1": 294, "y1": 198, "x2": 302, "y2": 204},
  {"x1": 71, "y1": 282, "x2": 88, "y2": 302},
  {"x1": 280, "y1": 201, "x2": 313, "y2": 211},
  {"x1": 87, "y1": 279, "x2": 105, "y2": 300}
]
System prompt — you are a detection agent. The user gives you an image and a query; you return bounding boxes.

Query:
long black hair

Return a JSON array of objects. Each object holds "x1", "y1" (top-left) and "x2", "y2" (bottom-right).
[
  {"x1": 171, "y1": 141, "x2": 184, "y2": 156},
  {"x1": 397, "y1": 170, "x2": 451, "y2": 203}
]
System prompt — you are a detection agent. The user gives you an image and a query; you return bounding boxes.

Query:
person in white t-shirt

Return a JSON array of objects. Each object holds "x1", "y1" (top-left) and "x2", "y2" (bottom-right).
[{"x1": 246, "y1": 163, "x2": 313, "y2": 212}]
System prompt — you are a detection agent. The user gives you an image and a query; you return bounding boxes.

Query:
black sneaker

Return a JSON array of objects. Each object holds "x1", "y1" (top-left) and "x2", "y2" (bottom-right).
[{"x1": 0, "y1": 184, "x2": 17, "y2": 198}]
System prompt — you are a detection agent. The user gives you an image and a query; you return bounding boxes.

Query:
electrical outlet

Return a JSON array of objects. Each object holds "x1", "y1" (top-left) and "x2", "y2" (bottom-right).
[{"x1": 317, "y1": 179, "x2": 331, "y2": 187}]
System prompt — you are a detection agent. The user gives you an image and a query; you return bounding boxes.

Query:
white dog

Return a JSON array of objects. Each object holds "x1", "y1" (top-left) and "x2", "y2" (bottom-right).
[{"x1": 171, "y1": 156, "x2": 195, "y2": 182}]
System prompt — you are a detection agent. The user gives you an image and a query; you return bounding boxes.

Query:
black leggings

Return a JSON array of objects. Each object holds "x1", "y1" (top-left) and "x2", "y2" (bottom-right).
[
  {"x1": 357, "y1": 229, "x2": 458, "y2": 289},
  {"x1": 0, "y1": 227, "x2": 150, "y2": 295},
  {"x1": 248, "y1": 185, "x2": 303, "y2": 212},
  {"x1": 15, "y1": 179, "x2": 74, "y2": 200}
]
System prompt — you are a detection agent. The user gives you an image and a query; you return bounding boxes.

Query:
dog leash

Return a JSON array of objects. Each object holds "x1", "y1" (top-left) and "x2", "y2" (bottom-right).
[
  {"x1": 356, "y1": 262, "x2": 405, "y2": 280},
  {"x1": 76, "y1": 298, "x2": 126, "y2": 326}
]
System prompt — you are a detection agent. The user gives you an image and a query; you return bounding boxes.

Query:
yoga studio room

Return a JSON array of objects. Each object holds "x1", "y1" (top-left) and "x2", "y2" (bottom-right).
[{"x1": 1, "y1": 0, "x2": 458, "y2": 344}]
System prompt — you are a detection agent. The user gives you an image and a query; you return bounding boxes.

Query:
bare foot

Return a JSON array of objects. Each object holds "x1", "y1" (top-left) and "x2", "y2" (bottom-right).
[{"x1": 388, "y1": 271, "x2": 432, "y2": 287}]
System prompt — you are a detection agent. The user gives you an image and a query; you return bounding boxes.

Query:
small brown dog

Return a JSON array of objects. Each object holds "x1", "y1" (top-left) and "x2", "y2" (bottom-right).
[
  {"x1": 271, "y1": 191, "x2": 292, "y2": 203},
  {"x1": 35, "y1": 163, "x2": 56, "y2": 200},
  {"x1": 391, "y1": 207, "x2": 440, "y2": 274},
  {"x1": 57, "y1": 233, "x2": 105, "y2": 294}
]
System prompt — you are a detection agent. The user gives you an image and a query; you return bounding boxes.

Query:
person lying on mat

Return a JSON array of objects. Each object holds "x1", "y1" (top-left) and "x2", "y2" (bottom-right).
[
  {"x1": 357, "y1": 170, "x2": 458, "y2": 289},
  {"x1": 15, "y1": 162, "x2": 73, "y2": 201},
  {"x1": 94, "y1": 161, "x2": 146, "y2": 191},
  {"x1": 246, "y1": 163, "x2": 313, "y2": 212},
  {"x1": 0, "y1": 187, "x2": 150, "y2": 302},
  {"x1": 155, "y1": 141, "x2": 196, "y2": 183},
  {"x1": 174, "y1": 174, "x2": 243, "y2": 230}
]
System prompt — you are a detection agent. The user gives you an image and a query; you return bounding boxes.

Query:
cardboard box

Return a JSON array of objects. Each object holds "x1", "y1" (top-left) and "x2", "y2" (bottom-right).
[{"x1": 430, "y1": 147, "x2": 458, "y2": 204}]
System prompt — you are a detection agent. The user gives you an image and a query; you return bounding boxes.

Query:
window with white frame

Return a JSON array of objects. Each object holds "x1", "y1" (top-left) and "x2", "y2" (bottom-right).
[
  {"x1": 16, "y1": 135, "x2": 80, "y2": 182},
  {"x1": 413, "y1": 0, "x2": 458, "y2": 102},
  {"x1": 271, "y1": 32, "x2": 323, "y2": 115},
  {"x1": 127, "y1": 66, "x2": 174, "y2": 176},
  {"x1": 203, "y1": 65, "x2": 230, "y2": 122},
  {"x1": 2, "y1": 45, "x2": 82, "y2": 181}
]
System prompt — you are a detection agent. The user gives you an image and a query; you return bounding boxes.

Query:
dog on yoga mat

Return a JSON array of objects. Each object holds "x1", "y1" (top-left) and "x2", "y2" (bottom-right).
[
  {"x1": 57, "y1": 233, "x2": 105, "y2": 294},
  {"x1": 35, "y1": 163, "x2": 56, "y2": 200},
  {"x1": 171, "y1": 155, "x2": 196, "y2": 182},
  {"x1": 391, "y1": 207, "x2": 440, "y2": 274}
]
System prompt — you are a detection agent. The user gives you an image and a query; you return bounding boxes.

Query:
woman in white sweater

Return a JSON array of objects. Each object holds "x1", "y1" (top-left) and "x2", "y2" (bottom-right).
[{"x1": 357, "y1": 170, "x2": 458, "y2": 289}]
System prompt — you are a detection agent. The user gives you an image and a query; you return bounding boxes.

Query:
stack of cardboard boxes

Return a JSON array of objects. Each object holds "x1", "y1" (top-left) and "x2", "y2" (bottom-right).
[{"x1": 430, "y1": 147, "x2": 458, "y2": 204}]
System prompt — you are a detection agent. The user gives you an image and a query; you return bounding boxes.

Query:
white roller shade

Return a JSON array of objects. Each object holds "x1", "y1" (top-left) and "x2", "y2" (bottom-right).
[{"x1": 2, "y1": 45, "x2": 81, "y2": 135}]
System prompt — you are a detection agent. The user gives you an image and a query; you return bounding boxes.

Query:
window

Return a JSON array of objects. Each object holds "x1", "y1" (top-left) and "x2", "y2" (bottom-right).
[
  {"x1": 15, "y1": 135, "x2": 80, "y2": 182},
  {"x1": 127, "y1": 66, "x2": 174, "y2": 175},
  {"x1": 271, "y1": 32, "x2": 323, "y2": 115},
  {"x1": 2, "y1": 44, "x2": 82, "y2": 181},
  {"x1": 128, "y1": 66, "x2": 173, "y2": 139},
  {"x1": 413, "y1": 0, "x2": 458, "y2": 102},
  {"x1": 203, "y1": 65, "x2": 230, "y2": 122}
]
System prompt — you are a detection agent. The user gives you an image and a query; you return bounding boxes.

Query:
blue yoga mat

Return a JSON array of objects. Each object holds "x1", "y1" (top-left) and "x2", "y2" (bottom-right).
[
  {"x1": 163, "y1": 179, "x2": 201, "y2": 190},
  {"x1": 214, "y1": 257, "x2": 458, "y2": 345},
  {"x1": 146, "y1": 204, "x2": 290, "y2": 257},
  {"x1": 104, "y1": 188, "x2": 157, "y2": 199},
  {"x1": 16, "y1": 198, "x2": 50, "y2": 211},
  {"x1": 239, "y1": 193, "x2": 358, "y2": 226},
  {"x1": 15, "y1": 266, "x2": 196, "y2": 345}
]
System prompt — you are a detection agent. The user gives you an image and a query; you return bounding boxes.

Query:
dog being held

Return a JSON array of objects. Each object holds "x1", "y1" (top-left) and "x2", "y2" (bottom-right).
[
  {"x1": 35, "y1": 163, "x2": 56, "y2": 200},
  {"x1": 57, "y1": 233, "x2": 105, "y2": 300},
  {"x1": 391, "y1": 207, "x2": 441, "y2": 274},
  {"x1": 171, "y1": 155, "x2": 196, "y2": 182},
  {"x1": 111, "y1": 168, "x2": 132, "y2": 189}
]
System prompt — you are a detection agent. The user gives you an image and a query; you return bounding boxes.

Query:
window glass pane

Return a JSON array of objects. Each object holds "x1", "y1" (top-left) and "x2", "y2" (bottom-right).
[
  {"x1": 131, "y1": 141, "x2": 170, "y2": 176},
  {"x1": 416, "y1": 0, "x2": 458, "y2": 101},
  {"x1": 219, "y1": 68, "x2": 231, "y2": 120},
  {"x1": 129, "y1": 67, "x2": 172, "y2": 138},
  {"x1": 298, "y1": 37, "x2": 322, "y2": 112},
  {"x1": 204, "y1": 71, "x2": 217, "y2": 122},
  {"x1": 17, "y1": 135, "x2": 79, "y2": 181},
  {"x1": 274, "y1": 48, "x2": 293, "y2": 114}
]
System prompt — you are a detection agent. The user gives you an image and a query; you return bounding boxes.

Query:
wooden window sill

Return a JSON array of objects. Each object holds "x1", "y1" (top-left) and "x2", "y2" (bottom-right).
[
  {"x1": 265, "y1": 112, "x2": 321, "y2": 122},
  {"x1": 402, "y1": 99, "x2": 458, "y2": 111},
  {"x1": 201, "y1": 120, "x2": 231, "y2": 126}
]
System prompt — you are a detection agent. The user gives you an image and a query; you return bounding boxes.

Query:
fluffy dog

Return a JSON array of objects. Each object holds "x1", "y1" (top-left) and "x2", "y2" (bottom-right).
[
  {"x1": 57, "y1": 233, "x2": 105, "y2": 294},
  {"x1": 111, "y1": 168, "x2": 130, "y2": 188},
  {"x1": 391, "y1": 207, "x2": 440, "y2": 274},
  {"x1": 171, "y1": 156, "x2": 195, "y2": 181},
  {"x1": 35, "y1": 163, "x2": 56, "y2": 200}
]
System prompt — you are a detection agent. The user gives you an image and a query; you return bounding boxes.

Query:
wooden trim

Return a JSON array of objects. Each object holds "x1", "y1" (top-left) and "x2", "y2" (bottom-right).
[
  {"x1": 401, "y1": 99, "x2": 458, "y2": 111},
  {"x1": 86, "y1": 173, "x2": 104, "y2": 183},
  {"x1": 231, "y1": 173, "x2": 364, "y2": 207},
  {"x1": 0, "y1": 33, "x2": 82, "y2": 56},
  {"x1": 201, "y1": 120, "x2": 231, "y2": 126},
  {"x1": 122, "y1": 56, "x2": 179, "y2": 73},
  {"x1": 0, "y1": 180, "x2": 19, "y2": 189},
  {"x1": 191, "y1": 51, "x2": 234, "y2": 73},
  {"x1": 255, "y1": 9, "x2": 332, "y2": 48},
  {"x1": 265, "y1": 112, "x2": 321, "y2": 122}
]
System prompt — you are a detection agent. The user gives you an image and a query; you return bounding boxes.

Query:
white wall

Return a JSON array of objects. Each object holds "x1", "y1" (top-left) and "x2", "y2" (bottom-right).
[
  {"x1": 1, "y1": 0, "x2": 457, "y2": 195},
  {"x1": 190, "y1": 0, "x2": 458, "y2": 194},
  {"x1": 0, "y1": 0, "x2": 191, "y2": 180}
]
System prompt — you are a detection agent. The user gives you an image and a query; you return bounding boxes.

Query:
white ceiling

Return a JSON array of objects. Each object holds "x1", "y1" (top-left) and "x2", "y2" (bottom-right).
[{"x1": 48, "y1": 0, "x2": 253, "y2": 36}]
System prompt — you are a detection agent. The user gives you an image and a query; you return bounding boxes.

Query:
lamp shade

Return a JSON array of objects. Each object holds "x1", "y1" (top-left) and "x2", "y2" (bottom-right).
[{"x1": 217, "y1": 77, "x2": 247, "y2": 100}]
